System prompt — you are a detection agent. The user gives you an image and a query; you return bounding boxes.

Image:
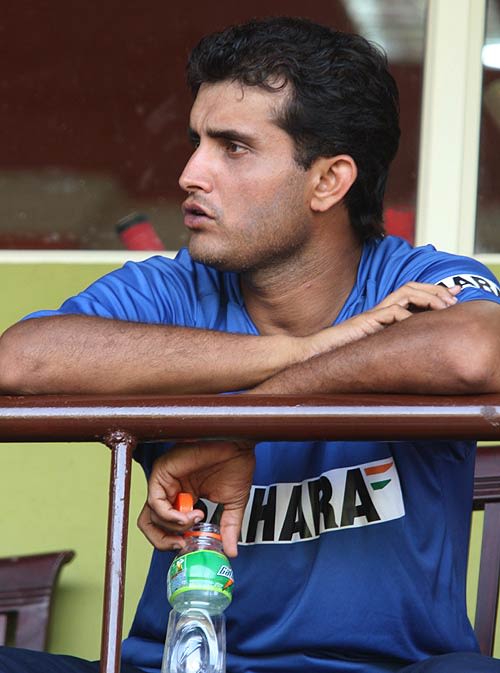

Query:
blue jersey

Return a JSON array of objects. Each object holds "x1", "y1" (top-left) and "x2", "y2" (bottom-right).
[{"x1": 28, "y1": 237, "x2": 500, "y2": 673}]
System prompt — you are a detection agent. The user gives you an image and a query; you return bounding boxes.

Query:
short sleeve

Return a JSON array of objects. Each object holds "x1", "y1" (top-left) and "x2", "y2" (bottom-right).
[
  {"x1": 390, "y1": 242, "x2": 500, "y2": 307},
  {"x1": 24, "y1": 250, "x2": 203, "y2": 326}
]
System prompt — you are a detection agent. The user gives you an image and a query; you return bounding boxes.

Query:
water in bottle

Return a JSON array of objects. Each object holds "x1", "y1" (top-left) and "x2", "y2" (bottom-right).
[{"x1": 161, "y1": 498, "x2": 234, "y2": 673}]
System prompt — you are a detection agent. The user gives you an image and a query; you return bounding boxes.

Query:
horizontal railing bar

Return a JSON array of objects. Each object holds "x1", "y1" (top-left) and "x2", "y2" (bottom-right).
[{"x1": 0, "y1": 393, "x2": 500, "y2": 441}]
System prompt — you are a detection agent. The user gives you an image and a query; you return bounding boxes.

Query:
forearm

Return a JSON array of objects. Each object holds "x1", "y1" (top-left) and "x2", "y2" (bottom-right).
[
  {"x1": 254, "y1": 302, "x2": 500, "y2": 395},
  {"x1": 0, "y1": 315, "x2": 311, "y2": 395}
]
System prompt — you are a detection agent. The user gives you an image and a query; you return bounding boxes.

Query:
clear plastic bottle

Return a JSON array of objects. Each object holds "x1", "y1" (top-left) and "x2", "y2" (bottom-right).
[{"x1": 161, "y1": 519, "x2": 234, "y2": 673}]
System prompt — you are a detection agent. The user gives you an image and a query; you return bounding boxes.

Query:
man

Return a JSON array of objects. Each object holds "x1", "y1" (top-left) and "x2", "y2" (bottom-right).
[{"x1": 1, "y1": 15, "x2": 500, "y2": 673}]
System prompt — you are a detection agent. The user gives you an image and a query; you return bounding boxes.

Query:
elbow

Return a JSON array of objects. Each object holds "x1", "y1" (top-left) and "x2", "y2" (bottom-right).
[
  {"x1": 449, "y1": 321, "x2": 500, "y2": 393},
  {"x1": 0, "y1": 323, "x2": 41, "y2": 394}
]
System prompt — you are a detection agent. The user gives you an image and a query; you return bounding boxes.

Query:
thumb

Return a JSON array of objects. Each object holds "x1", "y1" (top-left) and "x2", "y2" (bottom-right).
[{"x1": 219, "y1": 506, "x2": 244, "y2": 558}]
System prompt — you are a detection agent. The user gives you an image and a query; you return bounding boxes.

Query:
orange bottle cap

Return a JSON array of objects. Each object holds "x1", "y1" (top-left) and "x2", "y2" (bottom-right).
[{"x1": 174, "y1": 492, "x2": 194, "y2": 513}]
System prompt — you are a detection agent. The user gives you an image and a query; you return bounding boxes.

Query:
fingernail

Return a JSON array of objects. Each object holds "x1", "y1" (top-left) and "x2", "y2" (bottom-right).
[
  {"x1": 193, "y1": 516, "x2": 202, "y2": 524},
  {"x1": 172, "y1": 543, "x2": 182, "y2": 550}
]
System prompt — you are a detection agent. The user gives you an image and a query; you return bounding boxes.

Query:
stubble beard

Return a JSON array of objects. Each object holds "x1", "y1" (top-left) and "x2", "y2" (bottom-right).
[
  {"x1": 188, "y1": 186, "x2": 310, "y2": 274},
  {"x1": 188, "y1": 219, "x2": 309, "y2": 274}
]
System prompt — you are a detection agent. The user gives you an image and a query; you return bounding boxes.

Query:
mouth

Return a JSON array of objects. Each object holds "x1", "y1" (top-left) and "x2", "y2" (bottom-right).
[{"x1": 182, "y1": 201, "x2": 216, "y2": 229}]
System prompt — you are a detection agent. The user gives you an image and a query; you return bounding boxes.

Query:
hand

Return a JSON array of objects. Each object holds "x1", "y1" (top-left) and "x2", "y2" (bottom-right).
[
  {"x1": 374, "y1": 281, "x2": 461, "y2": 312},
  {"x1": 137, "y1": 440, "x2": 256, "y2": 558},
  {"x1": 304, "y1": 282, "x2": 461, "y2": 355}
]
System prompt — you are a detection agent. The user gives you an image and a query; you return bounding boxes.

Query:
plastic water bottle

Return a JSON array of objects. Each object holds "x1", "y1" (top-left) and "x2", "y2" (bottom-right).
[{"x1": 161, "y1": 494, "x2": 234, "y2": 673}]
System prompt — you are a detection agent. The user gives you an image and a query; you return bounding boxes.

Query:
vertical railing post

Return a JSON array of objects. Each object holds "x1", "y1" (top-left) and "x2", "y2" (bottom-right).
[{"x1": 100, "y1": 430, "x2": 136, "y2": 673}]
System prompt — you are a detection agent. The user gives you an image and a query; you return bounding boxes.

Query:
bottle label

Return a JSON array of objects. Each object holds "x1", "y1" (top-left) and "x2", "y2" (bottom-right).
[{"x1": 167, "y1": 550, "x2": 234, "y2": 604}]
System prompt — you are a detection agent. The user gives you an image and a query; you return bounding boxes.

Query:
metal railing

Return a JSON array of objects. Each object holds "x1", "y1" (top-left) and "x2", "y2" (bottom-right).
[{"x1": 2, "y1": 392, "x2": 500, "y2": 673}]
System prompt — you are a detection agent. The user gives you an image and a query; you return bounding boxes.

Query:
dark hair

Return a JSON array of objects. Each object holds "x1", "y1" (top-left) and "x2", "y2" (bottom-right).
[{"x1": 187, "y1": 17, "x2": 400, "y2": 241}]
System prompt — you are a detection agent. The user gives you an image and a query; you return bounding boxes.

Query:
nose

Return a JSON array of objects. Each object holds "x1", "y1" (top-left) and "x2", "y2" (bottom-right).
[{"x1": 178, "y1": 147, "x2": 213, "y2": 194}]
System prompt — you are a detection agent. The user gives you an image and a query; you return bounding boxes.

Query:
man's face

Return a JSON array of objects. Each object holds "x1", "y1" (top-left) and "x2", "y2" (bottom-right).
[{"x1": 179, "y1": 81, "x2": 314, "y2": 272}]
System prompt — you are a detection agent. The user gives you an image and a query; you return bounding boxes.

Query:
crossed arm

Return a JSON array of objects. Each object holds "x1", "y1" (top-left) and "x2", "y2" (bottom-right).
[
  {"x1": 0, "y1": 282, "x2": 484, "y2": 396},
  {"x1": 137, "y1": 291, "x2": 500, "y2": 556},
  {"x1": 255, "y1": 298, "x2": 500, "y2": 396},
  {"x1": 2, "y1": 282, "x2": 500, "y2": 555}
]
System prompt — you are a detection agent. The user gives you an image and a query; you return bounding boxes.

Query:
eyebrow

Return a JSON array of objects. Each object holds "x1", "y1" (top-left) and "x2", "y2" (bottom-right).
[{"x1": 188, "y1": 126, "x2": 258, "y2": 147}]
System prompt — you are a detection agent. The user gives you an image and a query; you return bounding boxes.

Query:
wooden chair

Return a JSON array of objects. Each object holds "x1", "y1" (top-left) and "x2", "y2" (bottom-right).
[
  {"x1": 473, "y1": 445, "x2": 500, "y2": 656},
  {"x1": 0, "y1": 550, "x2": 75, "y2": 650}
]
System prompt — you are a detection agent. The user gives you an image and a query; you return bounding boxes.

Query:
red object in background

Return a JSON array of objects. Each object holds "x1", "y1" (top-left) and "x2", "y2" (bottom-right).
[
  {"x1": 116, "y1": 213, "x2": 166, "y2": 251},
  {"x1": 384, "y1": 208, "x2": 415, "y2": 244}
]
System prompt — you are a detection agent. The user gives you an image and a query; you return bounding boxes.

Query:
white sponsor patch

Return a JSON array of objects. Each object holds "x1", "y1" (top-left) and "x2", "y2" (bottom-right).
[
  {"x1": 201, "y1": 458, "x2": 405, "y2": 545},
  {"x1": 436, "y1": 274, "x2": 500, "y2": 297}
]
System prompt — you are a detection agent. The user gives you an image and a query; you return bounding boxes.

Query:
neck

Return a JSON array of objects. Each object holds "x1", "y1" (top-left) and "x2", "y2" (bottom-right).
[{"x1": 241, "y1": 223, "x2": 363, "y2": 337}]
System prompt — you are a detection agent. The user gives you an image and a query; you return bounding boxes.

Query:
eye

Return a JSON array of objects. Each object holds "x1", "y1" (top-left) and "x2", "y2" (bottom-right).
[{"x1": 225, "y1": 141, "x2": 247, "y2": 156}]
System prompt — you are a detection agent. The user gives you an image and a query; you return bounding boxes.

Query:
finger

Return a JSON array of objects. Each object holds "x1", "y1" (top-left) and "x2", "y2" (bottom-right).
[
  {"x1": 137, "y1": 503, "x2": 186, "y2": 551},
  {"x1": 147, "y1": 469, "x2": 197, "y2": 522},
  {"x1": 404, "y1": 282, "x2": 461, "y2": 302},
  {"x1": 405, "y1": 282, "x2": 462, "y2": 306},
  {"x1": 404, "y1": 281, "x2": 461, "y2": 295},
  {"x1": 148, "y1": 467, "x2": 182, "y2": 506},
  {"x1": 219, "y1": 506, "x2": 246, "y2": 558},
  {"x1": 147, "y1": 487, "x2": 205, "y2": 528},
  {"x1": 384, "y1": 289, "x2": 449, "y2": 310},
  {"x1": 148, "y1": 505, "x2": 205, "y2": 531},
  {"x1": 369, "y1": 305, "x2": 412, "y2": 325},
  {"x1": 378, "y1": 285, "x2": 457, "y2": 311}
]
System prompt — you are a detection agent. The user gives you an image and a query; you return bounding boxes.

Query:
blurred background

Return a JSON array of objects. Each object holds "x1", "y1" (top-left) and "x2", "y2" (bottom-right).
[
  {"x1": 0, "y1": 0, "x2": 499, "y2": 661},
  {"x1": 1, "y1": 0, "x2": 430, "y2": 250},
  {"x1": 3, "y1": 0, "x2": 499, "y2": 251}
]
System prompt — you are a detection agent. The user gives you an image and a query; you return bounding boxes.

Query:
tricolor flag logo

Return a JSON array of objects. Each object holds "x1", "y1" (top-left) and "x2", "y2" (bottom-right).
[{"x1": 364, "y1": 460, "x2": 393, "y2": 491}]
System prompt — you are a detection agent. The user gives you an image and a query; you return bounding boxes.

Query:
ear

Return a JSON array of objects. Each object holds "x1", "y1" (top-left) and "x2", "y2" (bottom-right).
[{"x1": 309, "y1": 155, "x2": 357, "y2": 213}]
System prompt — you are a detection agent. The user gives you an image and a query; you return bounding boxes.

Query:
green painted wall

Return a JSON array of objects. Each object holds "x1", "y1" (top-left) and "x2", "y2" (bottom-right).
[
  {"x1": 0, "y1": 263, "x2": 152, "y2": 659},
  {"x1": 0, "y1": 262, "x2": 499, "y2": 659}
]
